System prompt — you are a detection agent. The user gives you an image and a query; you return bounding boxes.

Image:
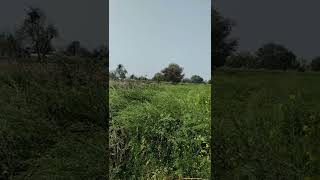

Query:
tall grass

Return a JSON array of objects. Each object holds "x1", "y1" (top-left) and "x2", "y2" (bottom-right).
[
  {"x1": 0, "y1": 59, "x2": 108, "y2": 179},
  {"x1": 110, "y1": 81, "x2": 211, "y2": 179},
  {"x1": 213, "y1": 70, "x2": 320, "y2": 180}
]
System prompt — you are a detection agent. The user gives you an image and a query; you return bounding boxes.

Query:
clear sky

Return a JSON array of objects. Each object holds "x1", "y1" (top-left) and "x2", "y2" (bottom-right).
[{"x1": 110, "y1": 0, "x2": 211, "y2": 80}]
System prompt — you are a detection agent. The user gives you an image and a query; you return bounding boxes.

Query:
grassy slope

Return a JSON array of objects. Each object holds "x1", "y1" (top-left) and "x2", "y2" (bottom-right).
[
  {"x1": 110, "y1": 81, "x2": 211, "y2": 179},
  {"x1": 214, "y1": 70, "x2": 320, "y2": 179},
  {"x1": 0, "y1": 61, "x2": 107, "y2": 179}
]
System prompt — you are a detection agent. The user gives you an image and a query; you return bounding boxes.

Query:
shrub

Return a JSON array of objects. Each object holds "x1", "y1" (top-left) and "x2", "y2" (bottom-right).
[
  {"x1": 161, "y1": 63, "x2": 184, "y2": 83},
  {"x1": 0, "y1": 59, "x2": 108, "y2": 179},
  {"x1": 191, "y1": 75, "x2": 204, "y2": 83},
  {"x1": 110, "y1": 82, "x2": 211, "y2": 179},
  {"x1": 226, "y1": 51, "x2": 258, "y2": 69},
  {"x1": 256, "y1": 43, "x2": 297, "y2": 70},
  {"x1": 311, "y1": 57, "x2": 320, "y2": 71}
]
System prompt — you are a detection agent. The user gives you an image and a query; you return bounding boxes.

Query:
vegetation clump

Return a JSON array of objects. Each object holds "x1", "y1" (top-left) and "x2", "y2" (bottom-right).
[
  {"x1": 214, "y1": 70, "x2": 320, "y2": 179},
  {"x1": 110, "y1": 81, "x2": 211, "y2": 179},
  {"x1": 0, "y1": 6, "x2": 108, "y2": 179}
]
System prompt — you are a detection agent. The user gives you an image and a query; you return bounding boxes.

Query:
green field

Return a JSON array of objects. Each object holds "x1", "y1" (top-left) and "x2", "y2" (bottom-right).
[
  {"x1": 214, "y1": 70, "x2": 320, "y2": 179},
  {"x1": 0, "y1": 60, "x2": 107, "y2": 179},
  {"x1": 3, "y1": 63, "x2": 319, "y2": 179},
  {"x1": 110, "y1": 81, "x2": 211, "y2": 179}
]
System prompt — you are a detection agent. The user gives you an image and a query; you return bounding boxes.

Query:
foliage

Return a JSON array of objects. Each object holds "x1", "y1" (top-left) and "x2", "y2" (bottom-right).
[
  {"x1": 190, "y1": 75, "x2": 204, "y2": 83},
  {"x1": 0, "y1": 59, "x2": 108, "y2": 179},
  {"x1": 161, "y1": 63, "x2": 184, "y2": 83},
  {"x1": 226, "y1": 51, "x2": 258, "y2": 69},
  {"x1": 65, "y1": 41, "x2": 100, "y2": 58},
  {"x1": 114, "y1": 64, "x2": 127, "y2": 80},
  {"x1": 310, "y1": 57, "x2": 320, "y2": 71},
  {"x1": 214, "y1": 70, "x2": 320, "y2": 179},
  {"x1": 297, "y1": 57, "x2": 308, "y2": 72},
  {"x1": 213, "y1": 9, "x2": 238, "y2": 67},
  {"x1": 182, "y1": 78, "x2": 192, "y2": 83},
  {"x1": 110, "y1": 81, "x2": 211, "y2": 179},
  {"x1": 17, "y1": 7, "x2": 59, "y2": 61},
  {"x1": 92, "y1": 45, "x2": 108, "y2": 60},
  {"x1": 109, "y1": 71, "x2": 117, "y2": 80},
  {"x1": 137, "y1": 75, "x2": 148, "y2": 81},
  {"x1": 256, "y1": 43, "x2": 298, "y2": 70},
  {"x1": 0, "y1": 33, "x2": 27, "y2": 58},
  {"x1": 152, "y1": 72, "x2": 165, "y2": 82},
  {"x1": 129, "y1": 74, "x2": 138, "y2": 80}
]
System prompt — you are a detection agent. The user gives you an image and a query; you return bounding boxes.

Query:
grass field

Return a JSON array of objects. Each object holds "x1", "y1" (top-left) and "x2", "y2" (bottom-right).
[
  {"x1": 3, "y1": 62, "x2": 319, "y2": 179},
  {"x1": 213, "y1": 70, "x2": 320, "y2": 180},
  {"x1": 110, "y1": 81, "x2": 211, "y2": 179},
  {"x1": 0, "y1": 60, "x2": 108, "y2": 179}
]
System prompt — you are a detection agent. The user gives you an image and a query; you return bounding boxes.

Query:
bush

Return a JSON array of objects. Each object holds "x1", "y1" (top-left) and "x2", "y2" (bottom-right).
[
  {"x1": 256, "y1": 43, "x2": 297, "y2": 70},
  {"x1": 213, "y1": 72, "x2": 320, "y2": 179},
  {"x1": 0, "y1": 59, "x2": 108, "y2": 179},
  {"x1": 152, "y1": 72, "x2": 165, "y2": 82},
  {"x1": 311, "y1": 57, "x2": 320, "y2": 71},
  {"x1": 190, "y1": 75, "x2": 204, "y2": 83},
  {"x1": 182, "y1": 78, "x2": 192, "y2": 83},
  {"x1": 226, "y1": 51, "x2": 258, "y2": 69},
  {"x1": 161, "y1": 63, "x2": 184, "y2": 83},
  {"x1": 110, "y1": 82, "x2": 211, "y2": 179}
]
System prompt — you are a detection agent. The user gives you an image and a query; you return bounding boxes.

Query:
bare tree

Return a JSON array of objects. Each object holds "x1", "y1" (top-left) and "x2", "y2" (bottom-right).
[{"x1": 17, "y1": 7, "x2": 58, "y2": 62}]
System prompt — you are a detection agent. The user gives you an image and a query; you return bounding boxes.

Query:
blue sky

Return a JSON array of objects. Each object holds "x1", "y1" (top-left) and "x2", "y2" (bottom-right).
[{"x1": 110, "y1": 0, "x2": 211, "y2": 80}]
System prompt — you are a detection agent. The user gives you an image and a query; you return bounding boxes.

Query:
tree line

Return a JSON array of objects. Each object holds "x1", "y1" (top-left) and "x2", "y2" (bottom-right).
[
  {"x1": 0, "y1": 7, "x2": 108, "y2": 62},
  {"x1": 110, "y1": 63, "x2": 210, "y2": 84},
  {"x1": 213, "y1": 9, "x2": 320, "y2": 72}
]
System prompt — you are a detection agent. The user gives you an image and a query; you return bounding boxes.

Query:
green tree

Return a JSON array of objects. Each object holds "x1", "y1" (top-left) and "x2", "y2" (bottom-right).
[
  {"x1": 213, "y1": 9, "x2": 238, "y2": 68},
  {"x1": 190, "y1": 75, "x2": 204, "y2": 83},
  {"x1": 129, "y1": 74, "x2": 138, "y2": 80},
  {"x1": 109, "y1": 71, "x2": 117, "y2": 80},
  {"x1": 297, "y1": 57, "x2": 308, "y2": 72},
  {"x1": 256, "y1": 43, "x2": 297, "y2": 70},
  {"x1": 182, "y1": 78, "x2": 192, "y2": 83},
  {"x1": 161, "y1": 63, "x2": 184, "y2": 83},
  {"x1": 311, "y1": 57, "x2": 320, "y2": 71},
  {"x1": 115, "y1": 64, "x2": 127, "y2": 80},
  {"x1": 138, "y1": 75, "x2": 148, "y2": 81},
  {"x1": 226, "y1": 51, "x2": 258, "y2": 69},
  {"x1": 152, "y1": 72, "x2": 165, "y2": 82}
]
